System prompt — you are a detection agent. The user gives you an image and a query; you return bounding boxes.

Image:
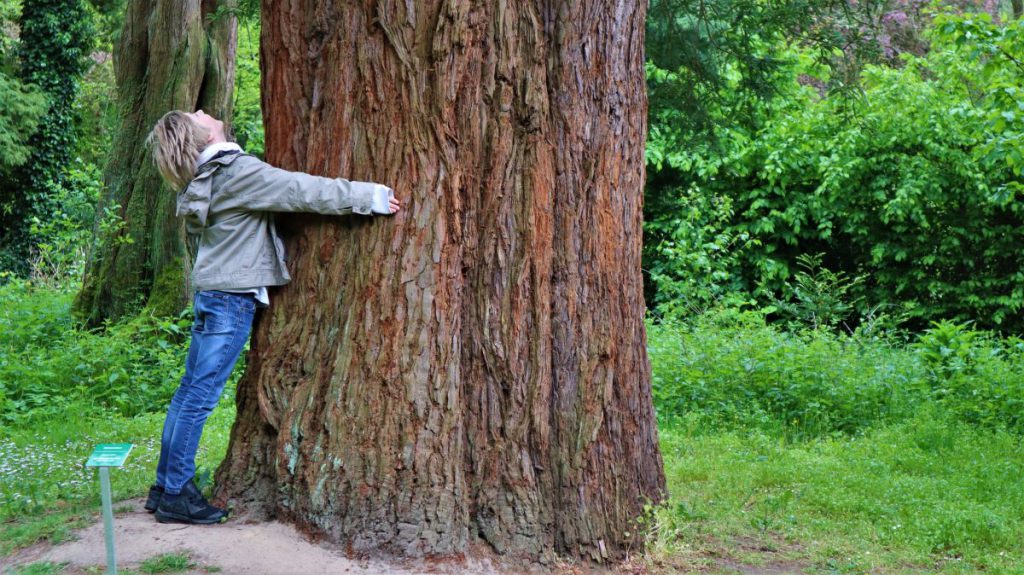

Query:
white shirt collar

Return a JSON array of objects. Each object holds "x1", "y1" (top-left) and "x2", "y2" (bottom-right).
[{"x1": 196, "y1": 142, "x2": 243, "y2": 169}]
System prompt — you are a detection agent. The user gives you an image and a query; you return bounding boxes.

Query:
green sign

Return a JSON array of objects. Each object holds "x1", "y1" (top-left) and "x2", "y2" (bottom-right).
[{"x1": 85, "y1": 444, "x2": 133, "y2": 468}]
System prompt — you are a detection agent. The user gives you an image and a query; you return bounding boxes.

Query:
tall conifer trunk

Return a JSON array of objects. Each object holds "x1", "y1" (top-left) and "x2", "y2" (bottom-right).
[
  {"x1": 216, "y1": 0, "x2": 663, "y2": 562},
  {"x1": 74, "y1": 0, "x2": 237, "y2": 326}
]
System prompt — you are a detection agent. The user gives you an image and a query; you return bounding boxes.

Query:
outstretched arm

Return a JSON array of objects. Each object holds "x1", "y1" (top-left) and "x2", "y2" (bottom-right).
[{"x1": 218, "y1": 156, "x2": 398, "y2": 215}]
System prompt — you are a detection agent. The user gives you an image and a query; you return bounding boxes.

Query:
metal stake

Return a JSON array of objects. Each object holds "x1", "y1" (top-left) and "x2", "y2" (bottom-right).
[{"x1": 99, "y1": 466, "x2": 117, "y2": 575}]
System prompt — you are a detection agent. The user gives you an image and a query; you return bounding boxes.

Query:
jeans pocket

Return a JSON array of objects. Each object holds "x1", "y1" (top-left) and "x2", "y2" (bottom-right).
[{"x1": 196, "y1": 292, "x2": 234, "y2": 334}]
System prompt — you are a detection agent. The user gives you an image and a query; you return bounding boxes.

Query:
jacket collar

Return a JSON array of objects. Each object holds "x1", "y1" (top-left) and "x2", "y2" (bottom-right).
[{"x1": 196, "y1": 142, "x2": 243, "y2": 168}]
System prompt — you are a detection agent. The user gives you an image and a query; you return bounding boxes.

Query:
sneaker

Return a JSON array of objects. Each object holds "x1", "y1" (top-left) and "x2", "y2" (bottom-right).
[
  {"x1": 144, "y1": 484, "x2": 164, "y2": 513},
  {"x1": 154, "y1": 480, "x2": 228, "y2": 524}
]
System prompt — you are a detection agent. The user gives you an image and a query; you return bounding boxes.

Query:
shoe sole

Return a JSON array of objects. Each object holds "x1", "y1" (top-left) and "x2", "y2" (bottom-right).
[{"x1": 154, "y1": 511, "x2": 227, "y2": 525}]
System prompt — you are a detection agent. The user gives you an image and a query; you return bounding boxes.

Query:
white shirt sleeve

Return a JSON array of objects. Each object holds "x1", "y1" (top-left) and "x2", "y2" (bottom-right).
[{"x1": 370, "y1": 184, "x2": 395, "y2": 214}]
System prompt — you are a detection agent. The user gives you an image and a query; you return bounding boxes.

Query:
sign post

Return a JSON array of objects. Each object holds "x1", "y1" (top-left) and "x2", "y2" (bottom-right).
[{"x1": 85, "y1": 444, "x2": 133, "y2": 575}]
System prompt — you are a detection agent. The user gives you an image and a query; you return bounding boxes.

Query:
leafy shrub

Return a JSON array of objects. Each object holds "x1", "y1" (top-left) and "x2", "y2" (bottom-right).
[
  {"x1": 0, "y1": 71, "x2": 47, "y2": 169},
  {"x1": 915, "y1": 321, "x2": 1024, "y2": 430},
  {"x1": 0, "y1": 280, "x2": 191, "y2": 424},
  {"x1": 0, "y1": 0, "x2": 93, "y2": 275},
  {"x1": 645, "y1": 10, "x2": 1024, "y2": 331},
  {"x1": 648, "y1": 311, "x2": 926, "y2": 438},
  {"x1": 26, "y1": 158, "x2": 102, "y2": 285},
  {"x1": 649, "y1": 311, "x2": 1024, "y2": 438},
  {"x1": 644, "y1": 178, "x2": 757, "y2": 316},
  {"x1": 769, "y1": 253, "x2": 865, "y2": 331}
]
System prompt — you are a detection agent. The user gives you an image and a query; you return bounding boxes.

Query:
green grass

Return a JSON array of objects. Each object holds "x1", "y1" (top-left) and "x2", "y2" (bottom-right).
[
  {"x1": 7, "y1": 552, "x2": 216, "y2": 575},
  {"x1": 4, "y1": 562, "x2": 68, "y2": 575},
  {"x1": 4, "y1": 283, "x2": 1024, "y2": 573},
  {"x1": 649, "y1": 411, "x2": 1024, "y2": 573},
  {"x1": 0, "y1": 403, "x2": 235, "y2": 556},
  {"x1": 7, "y1": 400, "x2": 1023, "y2": 574},
  {"x1": 136, "y1": 552, "x2": 194, "y2": 574}
]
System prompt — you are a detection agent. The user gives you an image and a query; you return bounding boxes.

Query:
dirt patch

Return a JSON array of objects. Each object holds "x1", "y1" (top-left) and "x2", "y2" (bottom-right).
[
  {"x1": 1, "y1": 498, "x2": 507, "y2": 575},
  {"x1": 715, "y1": 557, "x2": 807, "y2": 575},
  {"x1": 707, "y1": 534, "x2": 809, "y2": 575},
  {"x1": 1, "y1": 498, "x2": 656, "y2": 575},
  {"x1": 639, "y1": 532, "x2": 810, "y2": 575}
]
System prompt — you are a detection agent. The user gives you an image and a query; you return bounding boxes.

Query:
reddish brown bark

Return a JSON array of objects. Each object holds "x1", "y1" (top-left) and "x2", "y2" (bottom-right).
[{"x1": 216, "y1": 0, "x2": 663, "y2": 562}]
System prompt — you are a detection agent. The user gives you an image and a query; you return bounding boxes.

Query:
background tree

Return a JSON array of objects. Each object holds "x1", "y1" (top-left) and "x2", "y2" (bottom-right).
[
  {"x1": 643, "y1": 0, "x2": 1024, "y2": 330},
  {"x1": 0, "y1": 73, "x2": 45, "y2": 176},
  {"x1": 73, "y1": 0, "x2": 237, "y2": 325},
  {"x1": 215, "y1": 0, "x2": 664, "y2": 562},
  {"x1": 0, "y1": 0, "x2": 91, "y2": 275}
]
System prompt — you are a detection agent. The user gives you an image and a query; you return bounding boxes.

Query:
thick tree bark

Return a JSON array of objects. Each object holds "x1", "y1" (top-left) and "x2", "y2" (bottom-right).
[
  {"x1": 216, "y1": 0, "x2": 663, "y2": 563},
  {"x1": 74, "y1": 0, "x2": 237, "y2": 326}
]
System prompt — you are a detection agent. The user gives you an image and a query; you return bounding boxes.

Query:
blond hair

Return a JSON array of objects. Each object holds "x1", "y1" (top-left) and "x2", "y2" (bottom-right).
[{"x1": 146, "y1": 111, "x2": 210, "y2": 190}]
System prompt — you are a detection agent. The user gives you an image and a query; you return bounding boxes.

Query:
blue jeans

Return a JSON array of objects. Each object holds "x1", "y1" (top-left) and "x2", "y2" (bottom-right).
[{"x1": 155, "y1": 290, "x2": 256, "y2": 495}]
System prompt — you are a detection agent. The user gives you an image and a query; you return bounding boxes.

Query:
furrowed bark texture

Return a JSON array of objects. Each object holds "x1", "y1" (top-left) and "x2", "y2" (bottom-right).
[
  {"x1": 74, "y1": 0, "x2": 237, "y2": 326},
  {"x1": 216, "y1": 0, "x2": 664, "y2": 562}
]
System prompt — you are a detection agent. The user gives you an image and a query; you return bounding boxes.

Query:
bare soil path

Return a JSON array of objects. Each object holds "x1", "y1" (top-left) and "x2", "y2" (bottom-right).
[
  {"x1": 1, "y1": 497, "x2": 809, "y2": 574},
  {"x1": 2, "y1": 497, "x2": 509, "y2": 575}
]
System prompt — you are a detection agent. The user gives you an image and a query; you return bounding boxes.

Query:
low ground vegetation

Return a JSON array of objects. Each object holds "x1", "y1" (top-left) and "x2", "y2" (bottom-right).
[{"x1": 3, "y1": 282, "x2": 1024, "y2": 573}]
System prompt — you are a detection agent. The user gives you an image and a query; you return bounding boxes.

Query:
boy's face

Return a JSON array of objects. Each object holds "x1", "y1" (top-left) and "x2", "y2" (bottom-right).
[{"x1": 189, "y1": 110, "x2": 226, "y2": 144}]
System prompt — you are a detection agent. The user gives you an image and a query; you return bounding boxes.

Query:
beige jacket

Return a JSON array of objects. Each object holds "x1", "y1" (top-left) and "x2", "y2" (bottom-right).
[{"x1": 176, "y1": 151, "x2": 389, "y2": 292}]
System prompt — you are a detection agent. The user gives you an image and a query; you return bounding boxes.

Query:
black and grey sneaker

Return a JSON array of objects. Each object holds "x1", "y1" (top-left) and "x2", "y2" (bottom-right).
[
  {"x1": 144, "y1": 484, "x2": 164, "y2": 513},
  {"x1": 154, "y1": 480, "x2": 227, "y2": 524}
]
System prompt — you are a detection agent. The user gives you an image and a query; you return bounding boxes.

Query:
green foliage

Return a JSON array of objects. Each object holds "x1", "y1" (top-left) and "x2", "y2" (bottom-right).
[
  {"x1": 0, "y1": 70, "x2": 46, "y2": 168},
  {"x1": 73, "y1": 1, "x2": 121, "y2": 163},
  {"x1": 232, "y1": 16, "x2": 263, "y2": 157},
  {"x1": 648, "y1": 312, "x2": 1024, "y2": 439},
  {"x1": 646, "y1": 10, "x2": 1024, "y2": 331},
  {"x1": 649, "y1": 312, "x2": 924, "y2": 439},
  {"x1": 914, "y1": 319, "x2": 981, "y2": 374},
  {"x1": 914, "y1": 321, "x2": 1024, "y2": 430},
  {"x1": 0, "y1": 0, "x2": 93, "y2": 275},
  {"x1": 771, "y1": 253, "x2": 865, "y2": 330},
  {"x1": 25, "y1": 158, "x2": 101, "y2": 284},
  {"x1": 74, "y1": 49, "x2": 115, "y2": 164},
  {"x1": 0, "y1": 279, "x2": 191, "y2": 425},
  {"x1": 644, "y1": 176, "x2": 757, "y2": 315},
  {"x1": 0, "y1": 0, "x2": 21, "y2": 63},
  {"x1": 932, "y1": 11, "x2": 1024, "y2": 181},
  {"x1": 645, "y1": 0, "x2": 889, "y2": 142}
]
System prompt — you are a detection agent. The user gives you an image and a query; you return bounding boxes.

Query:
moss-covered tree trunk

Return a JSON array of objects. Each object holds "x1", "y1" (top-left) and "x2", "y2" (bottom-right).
[
  {"x1": 74, "y1": 0, "x2": 237, "y2": 326},
  {"x1": 0, "y1": 0, "x2": 90, "y2": 275},
  {"x1": 216, "y1": 0, "x2": 664, "y2": 563}
]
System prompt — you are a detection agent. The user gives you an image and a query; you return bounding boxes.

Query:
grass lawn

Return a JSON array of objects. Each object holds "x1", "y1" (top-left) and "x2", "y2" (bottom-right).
[
  {"x1": 0, "y1": 402, "x2": 235, "y2": 557},
  {"x1": 649, "y1": 413, "x2": 1024, "y2": 574},
  {"x1": 5, "y1": 403, "x2": 1024, "y2": 573}
]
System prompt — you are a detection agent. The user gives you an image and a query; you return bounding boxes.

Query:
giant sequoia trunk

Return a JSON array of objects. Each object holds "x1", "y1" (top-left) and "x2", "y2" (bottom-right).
[
  {"x1": 74, "y1": 0, "x2": 237, "y2": 326},
  {"x1": 216, "y1": 0, "x2": 663, "y2": 562}
]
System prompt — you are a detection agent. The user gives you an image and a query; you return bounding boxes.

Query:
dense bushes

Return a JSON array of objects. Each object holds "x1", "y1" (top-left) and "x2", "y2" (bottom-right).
[
  {"x1": 0, "y1": 280, "x2": 190, "y2": 424},
  {"x1": 645, "y1": 10, "x2": 1024, "y2": 331},
  {"x1": 648, "y1": 311, "x2": 1024, "y2": 439},
  {"x1": 0, "y1": 0, "x2": 93, "y2": 274}
]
